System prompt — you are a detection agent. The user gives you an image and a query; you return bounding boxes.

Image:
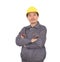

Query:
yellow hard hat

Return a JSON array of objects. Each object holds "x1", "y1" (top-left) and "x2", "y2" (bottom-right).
[{"x1": 26, "y1": 6, "x2": 39, "y2": 14}]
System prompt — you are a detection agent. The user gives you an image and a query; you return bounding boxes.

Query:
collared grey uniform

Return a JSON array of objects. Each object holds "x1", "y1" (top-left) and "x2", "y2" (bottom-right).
[{"x1": 16, "y1": 21, "x2": 47, "y2": 62}]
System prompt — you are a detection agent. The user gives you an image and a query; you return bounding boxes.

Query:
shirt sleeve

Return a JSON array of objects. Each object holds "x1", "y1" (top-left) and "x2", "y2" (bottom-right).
[
  {"x1": 25, "y1": 42, "x2": 41, "y2": 49},
  {"x1": 16, "y1": 27, "x2": 31, "y2": 46},
  {"x1": 35, "y1": 26, "x2": 47, "y2": 48},
  {"x1": 25, "y1": 26, "x2": 47, "y2": 49}
]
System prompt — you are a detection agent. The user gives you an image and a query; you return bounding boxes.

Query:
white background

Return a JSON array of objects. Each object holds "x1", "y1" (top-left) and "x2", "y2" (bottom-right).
[{"x1": 0, "y1": 0, "x2": 60, "y2": 62}]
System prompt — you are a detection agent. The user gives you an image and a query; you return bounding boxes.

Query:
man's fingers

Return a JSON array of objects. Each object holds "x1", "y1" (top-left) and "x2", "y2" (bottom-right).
[
  {"x1": 22, "y1": 34, "x2": 26, "y2": 37},
  {"x1": 20, "y1": 34, "x2": 26, "y2": 39},
  {"x1": 21, "y1": 35, "x2": 24, "y2": 39},
  {"x1": 31, "y1": 38, "x2": 38, "y2": 43}
]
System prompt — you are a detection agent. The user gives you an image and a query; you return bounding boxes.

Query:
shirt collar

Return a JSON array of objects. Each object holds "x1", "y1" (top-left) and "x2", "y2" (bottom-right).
[{"x1": 27, "y1": 21, "x2": 40, "y2": 29}]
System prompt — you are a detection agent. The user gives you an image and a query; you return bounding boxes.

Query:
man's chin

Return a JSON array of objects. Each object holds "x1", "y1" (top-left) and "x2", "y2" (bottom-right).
[{"x1": 31, "y1": 22, "x2": 36, "y2": 24}]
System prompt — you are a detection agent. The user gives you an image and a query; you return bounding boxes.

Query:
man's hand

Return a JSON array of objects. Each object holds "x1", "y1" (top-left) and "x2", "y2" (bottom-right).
[
  {"x1": 31, "y1": 38, "x2": 38, "y2": 43},
  {"x1": 31, "y1": 35, "x2": 39, "y2": 43},
  {"x1": 21, "y1": 34, "x2": 26, "y2": 39}
]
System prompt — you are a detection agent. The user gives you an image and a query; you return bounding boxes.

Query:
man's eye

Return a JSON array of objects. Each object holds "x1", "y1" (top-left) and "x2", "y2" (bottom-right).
[{"x1": 34, "y1": 14, "x2": 36, "y2": 16}]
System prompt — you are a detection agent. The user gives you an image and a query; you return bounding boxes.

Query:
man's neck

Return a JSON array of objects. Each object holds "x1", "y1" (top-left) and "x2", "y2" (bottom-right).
[{"x1": 30, "y1": 22, "x2": 38, "y2": 27}]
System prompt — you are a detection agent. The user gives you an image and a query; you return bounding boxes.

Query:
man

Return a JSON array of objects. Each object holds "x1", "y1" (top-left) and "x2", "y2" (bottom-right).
[{"x1": 16, "y1": 6, "x2": 47, "y2": 62}]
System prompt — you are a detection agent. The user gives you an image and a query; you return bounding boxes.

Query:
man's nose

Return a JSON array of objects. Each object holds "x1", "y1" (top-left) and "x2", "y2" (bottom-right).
[{"x1": 31, "y1": 16, "x2": 34, "y2": 18}]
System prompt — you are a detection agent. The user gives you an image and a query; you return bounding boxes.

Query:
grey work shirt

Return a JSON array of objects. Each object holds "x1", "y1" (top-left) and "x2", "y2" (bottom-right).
[{"x1": 16, "y1": 21, "x2": 47, "y2": 62}]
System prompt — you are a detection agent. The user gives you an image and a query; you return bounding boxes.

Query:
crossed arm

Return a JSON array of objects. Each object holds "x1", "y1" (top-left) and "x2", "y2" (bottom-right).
[{"x1": 16, "y1": 27, "x2": 47, "y2": 48}]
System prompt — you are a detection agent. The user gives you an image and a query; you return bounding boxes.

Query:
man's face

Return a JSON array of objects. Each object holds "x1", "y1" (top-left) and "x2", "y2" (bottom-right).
[{"x1": 27, "y1": 12, "x2": 39, "y2": 24}]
